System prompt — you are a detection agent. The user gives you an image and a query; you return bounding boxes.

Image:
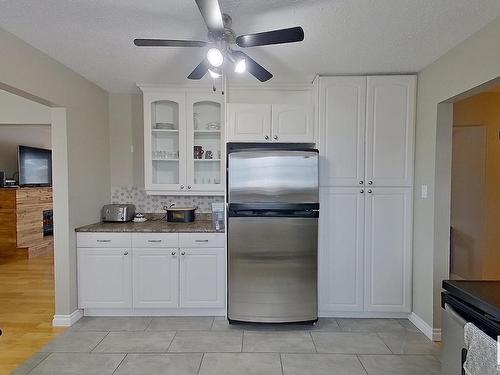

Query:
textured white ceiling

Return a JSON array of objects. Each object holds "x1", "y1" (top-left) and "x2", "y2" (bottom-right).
[{"x1": 1, "y1": 0, "x2": 499, "y2": 93}]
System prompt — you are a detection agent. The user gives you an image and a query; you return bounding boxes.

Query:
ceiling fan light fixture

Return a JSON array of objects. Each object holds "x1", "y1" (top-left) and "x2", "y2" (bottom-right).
[
  {"x1": 206, "y1": 48, "x2": 223, "y2": 67},
  {"x1": 208, "y1": 68, "x2": 221, "y2": 79},
  {"x1": 234, "y1": 58, "x2": 246, "y2": 74}
]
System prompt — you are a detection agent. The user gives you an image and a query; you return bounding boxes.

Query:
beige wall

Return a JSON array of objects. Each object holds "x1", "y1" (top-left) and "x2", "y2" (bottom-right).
[
  {"x1": 0, "y1": 27, "x2": 110, "y2": 316},
  {"x1": 109, "y1": 94, "x2": 143, "y2": 188},
  {"x1": 0, "y1": 89, "x2": 51, "y2": 124},
  {"x1": 453, "y1": 92, "x2": 500, "y2": 279},
  {"x1": 413, "y1": 17, "x2": 500, "y2": 331}
]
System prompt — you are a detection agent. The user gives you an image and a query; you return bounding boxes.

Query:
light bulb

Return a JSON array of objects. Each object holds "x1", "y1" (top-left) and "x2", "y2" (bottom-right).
[
  {"x1": 234, "y1": 59, "x2": 246, "y2": 73},
  {"x1": 207, "y1": 48, "x2": 223, "y2": 67},
  {"x1": 208, "y1": 69, "x2": 221, "y2": 79}
]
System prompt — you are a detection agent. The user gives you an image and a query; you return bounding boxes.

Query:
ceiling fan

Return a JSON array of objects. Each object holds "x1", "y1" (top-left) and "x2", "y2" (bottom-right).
[{"x1": 133, "y1": 0, "x2": 304, "y2": 82}]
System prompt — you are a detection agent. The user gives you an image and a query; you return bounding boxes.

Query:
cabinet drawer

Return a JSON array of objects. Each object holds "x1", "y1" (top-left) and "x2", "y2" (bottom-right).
[
  {"x1": 179, "y1": 233, "x2": 225, "y2": 248},
  {"x1": 77, "y1": 233, "x2": 132, "y2": 248},
  {"x1": 132, "y1": 233, "x2": 179, "y2": 248}
]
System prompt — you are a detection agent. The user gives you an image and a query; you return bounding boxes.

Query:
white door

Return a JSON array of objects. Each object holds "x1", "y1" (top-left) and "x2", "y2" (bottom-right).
[
  {"x1": 132, "y1": 248, "x2": 179, "y2": 308},
  {"x1": 228, "y1": 104, "x2": 272, "y2": 142},
  {"x1": 365, "y1": 76, "x2": 416, "y2": 187},
  {"x1": 364, "y1": 188, "x2": 412, "y2": 312},
  {"x1": 78, "y1": 248, "x2": 132, "y2": 308},
  {"x1": 272, "y1": 104, "x2": 314, "y2": 142},
  {"x1": 319, "y1": 187, "x2": 365, "y2": 312},
  {"x1": 319, "y1": 77, "x2": 366, "y2": 187},
  {"x1": 179, "y1": 248, "x2": 225, "y2": 308}
]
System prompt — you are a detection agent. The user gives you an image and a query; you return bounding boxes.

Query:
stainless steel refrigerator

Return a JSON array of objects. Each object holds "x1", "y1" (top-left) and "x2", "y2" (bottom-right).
[{"x1": 227, "y1": 143, "x2": 319, "y2": 324}]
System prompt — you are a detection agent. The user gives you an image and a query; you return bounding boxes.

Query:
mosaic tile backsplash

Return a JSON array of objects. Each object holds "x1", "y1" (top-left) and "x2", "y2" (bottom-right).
[{"x1": 111, "y1": 187, "x2": 224, "y2": 213}]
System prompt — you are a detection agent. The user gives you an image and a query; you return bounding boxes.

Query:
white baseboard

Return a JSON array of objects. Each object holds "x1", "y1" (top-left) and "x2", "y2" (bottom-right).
[
  {"x1": 52, "y1": 309, "x2": 84, "y2": 327},
  {"x1": 409, "y1": 312, "x2": 441, "y2": 342},
  {"x1": 319, "y1": 311, "x2": 410, "y2": 319},
  {"x1": 83, "y1": 308, "x2": 226, "y2": 317}
]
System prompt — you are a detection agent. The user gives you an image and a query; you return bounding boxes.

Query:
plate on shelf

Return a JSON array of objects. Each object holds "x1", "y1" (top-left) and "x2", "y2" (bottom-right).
[
  {"x1": 155, "y1": 122, "x2": 175, "y2": 130},
  {"x1": 205, "y1": 122, "x2": 221, "y2": 130}
]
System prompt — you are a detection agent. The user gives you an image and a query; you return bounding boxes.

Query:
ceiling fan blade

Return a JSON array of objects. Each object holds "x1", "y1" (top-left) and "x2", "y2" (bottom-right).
[
  {"x1": 236, "y1": 26, "x2": 304, "y2": 47},
  {"x1": 187, "y1": 58, "x2": 211, "y2": 80},
  {"x1": 233, "y1": 51, "x2": 273, "y2": 82},
  {"x1": 134, "y1": 39, "x2": 207, "y2": 47},
  {"x1": 194, "y1": 0, "x2": 224, "y2": 33}
]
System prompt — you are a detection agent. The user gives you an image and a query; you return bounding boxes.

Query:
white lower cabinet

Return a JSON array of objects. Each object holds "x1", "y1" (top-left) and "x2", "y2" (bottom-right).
[
  {"x1": 133, "y1": 248, "x2": 179, "y2": 308},
  {"x1": 319, "y1": 187, "x2": 412, "y2": 315},
  {"x1": 319, "y1": 188, "x2": 364, "y2": 312},
  {"x1": 77, "y1": 232, "x2": 225, "y2": 313},
  {"x1": 364, "y1": 188, "x2": 412, "y2": 313},
  {"x1": 77, "y1": 248, "x2": 132, "y2": 308},
  {"x1": 179, "y1": 248, "x2": 225, "y2": 308}
]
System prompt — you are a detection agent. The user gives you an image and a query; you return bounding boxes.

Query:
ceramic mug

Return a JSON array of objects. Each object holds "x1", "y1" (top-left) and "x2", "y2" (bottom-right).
[{"x1": 194, "y1": 146, "x2": 204, "y2": 159}]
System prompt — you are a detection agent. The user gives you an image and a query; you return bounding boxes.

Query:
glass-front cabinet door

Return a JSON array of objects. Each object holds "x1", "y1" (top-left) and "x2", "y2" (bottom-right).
[
  {"x1": 144, "y1": 92, "x2": 186, "y2": 193},
  {"x1": 186, "y1": 93, "x2": 224, "y2": 194}
]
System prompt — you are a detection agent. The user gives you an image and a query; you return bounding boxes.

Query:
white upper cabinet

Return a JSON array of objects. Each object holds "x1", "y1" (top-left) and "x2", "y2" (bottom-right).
[
  {"x1": 228, "y1": 104, "x2": 272, "y2": 142},
  {"x1": 319, "y1": 187, "x2": 365, "y2": 312},
  {"x1": 364, "y1": 188, "x2": 412, "y2": 312},
  {"x1": 319, "y1": 77, "x2": 366, "y2": 186},
  {"x1": 365, "y1": 76, "x2": 416, "y2": 187},
  {"x1": 272, "y1": 104, "x2": 314, "y2": 142},
  {"x1": 141, "y1": 87, "x2": 224, "y2": 195},
  {"x1": 186, "y1": 93, "x2": 224, "y2": 192},
  {"x1": 228, "y1": 103, "x2": 314, "y2": 143}
]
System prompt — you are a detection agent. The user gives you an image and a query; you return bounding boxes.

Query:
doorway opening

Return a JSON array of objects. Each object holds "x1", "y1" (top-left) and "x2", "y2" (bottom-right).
[
  {"x1": 0, "y1": 88, "x2": 67, "y2": 374},
  {"x1": 450, "y1": 83, "x2": 500, "y2": 280}
]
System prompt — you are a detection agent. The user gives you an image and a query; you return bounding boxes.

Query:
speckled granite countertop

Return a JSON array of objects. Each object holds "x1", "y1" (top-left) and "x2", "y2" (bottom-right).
[{"x1": 75, "y1": 218, "x2": 223, "y2": 233}]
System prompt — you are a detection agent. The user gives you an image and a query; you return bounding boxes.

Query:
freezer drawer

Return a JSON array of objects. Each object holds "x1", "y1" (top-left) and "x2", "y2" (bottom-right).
[{"x1": 228, "y1": 216, "x2": 318, "y2": 323}]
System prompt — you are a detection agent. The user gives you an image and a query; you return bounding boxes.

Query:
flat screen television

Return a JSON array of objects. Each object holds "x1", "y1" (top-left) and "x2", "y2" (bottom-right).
[{"x1": 18, "y1": 145, "x2": 52, "y2": 187}]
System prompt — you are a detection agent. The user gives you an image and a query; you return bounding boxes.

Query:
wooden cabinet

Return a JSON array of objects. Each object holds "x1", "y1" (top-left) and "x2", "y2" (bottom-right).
[
  {"x1": 319, "y1": 187, "x2": 364, "y2": 312},
  {"x1": 365, "y1": 76, "x2": 416, "y2": 187},
  {"x1": 77, "y1": 248, "x2": 132, "y2": 308},
  {"x1": 319, "y1": 77, "x2": 366, "y2": 186},
  {"x1": 318, "y1": 75, "x2": 415, "y2": 187},
  {"x1": 228, "y1": 104, "x2": 272, "y2": 142},
  {"x1": 77, "y1": 232, "x2": 225, "y2": 313},
  {"x1": 179, "y1": 248, "x2": 225, "y2": 308},
  {"x1": 133, "y1": 248, "x2": 179, "y2": 308},
  {"x1": 228, "y1": 104, "x2": 314, "y2": 143},
  {"x1": 364, "y1": 188, "x2": 412, "y2": 313},
  {"x1": 318, "y1": 187, "x2": 412, "y2": 315},
  {"x1": 140, "y1": 87, "x2": 224, "y2": 195}
]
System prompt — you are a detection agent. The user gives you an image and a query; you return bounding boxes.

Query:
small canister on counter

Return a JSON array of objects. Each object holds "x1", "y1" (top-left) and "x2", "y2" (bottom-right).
[{"x1": 211, "y1": 202, "x2": 225, "y2": 231}]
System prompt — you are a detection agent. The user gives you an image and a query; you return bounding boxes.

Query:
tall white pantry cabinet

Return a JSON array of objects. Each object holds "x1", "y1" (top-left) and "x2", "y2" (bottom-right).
[{"x1": 317, "y1": 75, "x2": 416, "y2": 316}]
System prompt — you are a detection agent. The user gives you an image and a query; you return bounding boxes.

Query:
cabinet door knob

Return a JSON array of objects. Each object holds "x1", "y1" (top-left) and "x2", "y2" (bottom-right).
[
  {"x1": 273, "y1": 135, "x2": 278, "y2": 140},
  {"x1": 187, "y1": 185, "x2": 192, "y2": 189},
  {"x1": 368, "y1": 181, "x2": 373, "y2": 185},
  {"x1": 181, "y1": 251, "x2": 186, "y2": 256},
  {"x1": 360, "y1": 189, "x2": 364, "y2": 194},
  {"x1": 264, "y1": 135, "x2": 269, "y2": 140},
  {"x1": 359, "y1": 181, "x2": 363, "y2": 185},
  {"x1": 123, "y1": 251, "x2": 128, "y2": 256},
  {"x1": 180, "y1": 185, "x2": 184, "y2": 189},
  {"x1": 171, "y1": 251, "x2": 176, "y2": 256},
  {"x1": 368, "y1": 189, "x2": 373, "y2": 194}
]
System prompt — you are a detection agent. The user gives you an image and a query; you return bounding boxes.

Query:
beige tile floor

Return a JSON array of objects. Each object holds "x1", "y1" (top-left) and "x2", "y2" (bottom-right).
[{"x1": 13, "y1": 317, "x2": 441, "y2": 375}]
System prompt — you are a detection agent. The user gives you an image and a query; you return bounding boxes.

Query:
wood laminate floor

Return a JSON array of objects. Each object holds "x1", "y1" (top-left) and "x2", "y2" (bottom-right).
[{"x1": 0, "y1": 252, "x2": 65, "y2": 375}]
